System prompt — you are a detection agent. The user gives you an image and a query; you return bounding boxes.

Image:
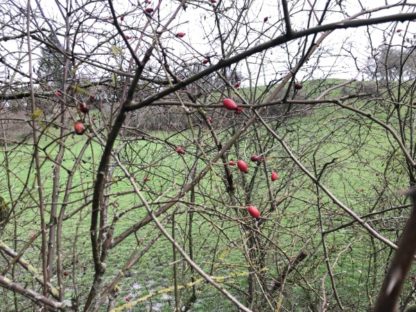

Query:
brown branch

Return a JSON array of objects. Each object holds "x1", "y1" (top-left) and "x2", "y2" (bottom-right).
[
  {"x1": 113, "y1": 153, "x2": 253, "y2": 312},
  {"x1": 323, "y1": 204, "x2": 411, "y2": 235},
  {"x1": 0, "y1": 241, "x2": 60, "y2": 298},
  {"x1": 270, "y1": 251, "x2": 307, "y2": 294},
  {"x1": 334, "y1": 100, "x2": 416, "y2": 167},
  {"x1": 127, "y1": 10, "x2": 416, "y2": 111},
  {"x1": 110, "y1": 115, "x2": 256, "y2": 248},
  {"x1": 374, "y1": 188, "x2": 416, "y2": 312},
  {"x1": 281, "y1": 0, "x2": 292, "y2": 35},
  {"x1": 0, "y1": 275, "x2": 70, "y2": 310},
  {"x1": 26, "y1": 0, "x2": 49, "y2": 296},
  {"x1": 96, "y1": 234, "x2": 162, "y2": 306},
  {"x1": 254, "y1": 110, "x2": 400, "y2": 251}
]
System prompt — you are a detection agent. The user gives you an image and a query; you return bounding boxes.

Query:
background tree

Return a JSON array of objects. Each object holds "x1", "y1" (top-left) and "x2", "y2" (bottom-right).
[
  {"x1": 37, "y1": 32, "x2": 65, "y2": 87},
  {"x1": 367, "y1": 44, "x2": 416, "y2": 81}
]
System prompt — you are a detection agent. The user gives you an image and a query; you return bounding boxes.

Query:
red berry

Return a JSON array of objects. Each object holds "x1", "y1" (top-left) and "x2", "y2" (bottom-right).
[
  {"x1": 250, "y1": 155, "x2": 263, "y2": 162},
  {"x1": 294, "y1": 82, "x2": 303, "y2": 90},
  {"x1": 143, "y1": 176, "x2": 150, "y2": 183},
  {"x1": 263, "y1": 16, "x2": 269, "y2": 22},
  {"x1": 63, "y1": 271, "x2": 69, "y2": 277},
  {"x1": 233, "y1": 81, "x2": 241, "y2": 89},
  {"x1": 176, "y1": 32, "x2": 186, "y2": 38},
  {"x1": 74, "y1": 121, "x2": 86, "y2": 135},
  {"x1": 89, "y1": 94, "x2": 96, "y2": 101},
  {"x1": 202, "y1": 58, "x2": 209, "y2": 64},
  {"x1": 79, "y1": 102, "x2": 89, "y2": 114},
  {"x1": 176, "y1": 146, "x2": 185, "y2": 154},
  {"x1": 210, "y1": 0, "x2": 216, "y2": 3},
  {"x1": 271, "y1": 171, "x2": 278, "y2": 181},
  {"x1": 144, "y1": 7, "x2": 154, "y2": 14},
  {"x1": 223, "y1": 98, "x2": 238, "y2": 110},
  {"x1": 247, "y1": 205, "x2": 260, "y2": 218},
  {"x1": 54, "y1": 89, "x2": 63, "y2": 97},
  {"x1": 237, "y1": 160, "x2": 248, "y2": 173},
  {"x1": 396, "y1": 29, "x2": 402, "y2": 33},
  {"x1": 229, "y1": 160, "x2": 236, "y2": 166},
  {"x1": 120, "y1": 15, "x2": 124, "y2": 22},
  {"x1": 234, "y1": 106, "x2": 244, "y2": 114},
  {"x1": 250, "y1": 155, "x2": 259, "y2": 162}
]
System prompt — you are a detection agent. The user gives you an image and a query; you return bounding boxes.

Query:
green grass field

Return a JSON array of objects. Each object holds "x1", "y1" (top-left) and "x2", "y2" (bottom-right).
[{"x1": 1, "y1": 86, "x2": 415, "y2": 311}]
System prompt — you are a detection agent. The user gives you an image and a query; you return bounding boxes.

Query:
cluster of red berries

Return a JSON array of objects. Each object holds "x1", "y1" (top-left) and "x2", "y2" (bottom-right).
[
  {"x1": 223, "y1": 97, "x2": 281, "y2": 219},
  {"x1": 229, "y1": 157, "x2": 279, "y2": 219},
  {"x1": 55, "y1": 89, "x2": 91, "y2": 136}
]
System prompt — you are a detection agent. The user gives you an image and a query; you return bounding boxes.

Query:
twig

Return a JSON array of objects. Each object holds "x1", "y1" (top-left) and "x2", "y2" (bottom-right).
[
  {"x1": 270, "y1": 251, "x2": 307, "y2": 294},
  {"x1": 254, "y1": 110, "x2": 399, "y2": 251},
  {"x1": 0, "y1": 275, "x2": 70, "y2": 310},
  {"x1": 0, "y1": 241, "x2": 60, "y2": 298},
  {"x1": 111, "y1": 270, "x2": 264, "y2": 312},
  {"x1": 113, "y1": 155, "x2": 253, "y2": 312},
  {"x1": 374, "y1": 188, "x2": 416, "y2": 312}
]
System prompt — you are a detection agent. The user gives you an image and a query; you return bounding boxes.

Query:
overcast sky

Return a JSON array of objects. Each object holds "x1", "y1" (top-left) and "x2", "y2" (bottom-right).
[{"x1": 1, "y1": 0, "x2": 416, "y2": 85}]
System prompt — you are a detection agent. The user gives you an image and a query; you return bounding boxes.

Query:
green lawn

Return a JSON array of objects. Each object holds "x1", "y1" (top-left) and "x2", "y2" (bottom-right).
[{"x1": 0, "y1": 93, "x2": 414, "y2": 311}]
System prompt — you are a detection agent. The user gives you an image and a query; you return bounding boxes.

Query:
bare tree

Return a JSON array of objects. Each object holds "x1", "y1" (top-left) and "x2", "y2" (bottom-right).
[{"x1": 1, "y1": 0, "x2": 416, "y2": 311}]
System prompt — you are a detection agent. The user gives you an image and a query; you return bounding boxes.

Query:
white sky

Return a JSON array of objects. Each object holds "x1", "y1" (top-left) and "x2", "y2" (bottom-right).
[{"x1": 1, "y1": 0, "x2": 416, "y2": 85}]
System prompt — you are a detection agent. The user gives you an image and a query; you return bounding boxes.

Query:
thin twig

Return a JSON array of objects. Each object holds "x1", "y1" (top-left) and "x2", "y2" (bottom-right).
[{"x1": 254, "y1": 110, "x2": 399, "y2": 251}]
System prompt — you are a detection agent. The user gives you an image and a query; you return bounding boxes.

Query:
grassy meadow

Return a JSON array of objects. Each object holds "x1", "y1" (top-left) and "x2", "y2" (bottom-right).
[{"x1": 0, "y1": 83, "x2": 414, "y2": 311}]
